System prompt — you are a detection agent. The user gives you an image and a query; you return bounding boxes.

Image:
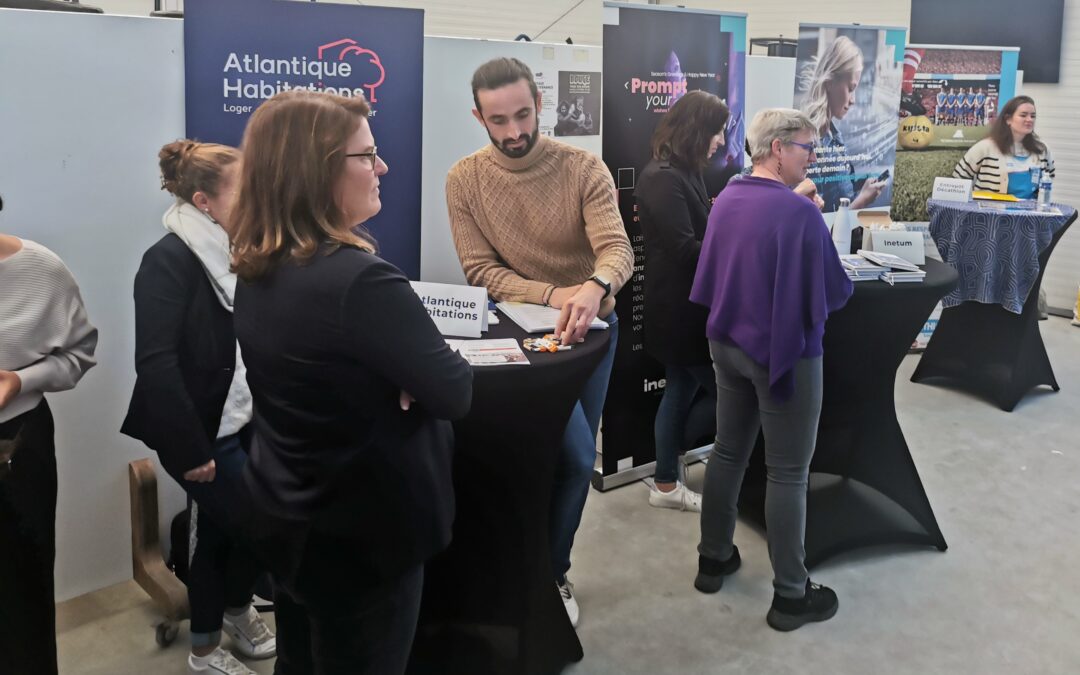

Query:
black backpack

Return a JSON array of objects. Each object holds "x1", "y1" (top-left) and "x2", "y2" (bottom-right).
[{"x1": 167, "y1": 507, "x2": 191, "y2": 583}]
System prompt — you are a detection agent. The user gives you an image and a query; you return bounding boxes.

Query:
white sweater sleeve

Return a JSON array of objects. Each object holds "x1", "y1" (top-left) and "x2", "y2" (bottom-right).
[
  {"x1": 2, "y1": 241, "x2": 98, "y2": 399},
  {"x1": 14, "y1": 284, "x2": 98, "y2": 395}
]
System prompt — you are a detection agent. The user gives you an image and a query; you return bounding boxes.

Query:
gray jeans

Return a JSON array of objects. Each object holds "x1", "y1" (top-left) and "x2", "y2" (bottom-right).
[{"x1": 698, "y1": 340, "x2": 823, "y2": 599}]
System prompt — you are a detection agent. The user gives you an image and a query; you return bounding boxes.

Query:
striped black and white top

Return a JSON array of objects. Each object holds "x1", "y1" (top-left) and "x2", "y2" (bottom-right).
[
  {"x1": 0, "y1": 238, "x2": 97, "y2": 423},
  {"x1": 953, "y1": 137, "x2": 1055, "y2": 195}
]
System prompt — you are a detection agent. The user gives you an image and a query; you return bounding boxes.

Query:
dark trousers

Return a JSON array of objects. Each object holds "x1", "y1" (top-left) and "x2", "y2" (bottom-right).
[
  {"x1": 270, "y1": 530, "x2": 424, "y2": 675},
  {"x1": 183, "y1": 430, "x2": 263, "y2": 639},
  {"x1": 654, "y1": 363, "x2": 717, "y2": 484},
  {"x1": 0, "y1": 401, "x2": 58, "y2": 675}
]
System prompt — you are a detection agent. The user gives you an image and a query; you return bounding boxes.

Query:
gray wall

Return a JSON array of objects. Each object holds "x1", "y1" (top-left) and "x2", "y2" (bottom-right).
[{"x1": 0, "y1": 9, "x2": 188, "y2": 600}]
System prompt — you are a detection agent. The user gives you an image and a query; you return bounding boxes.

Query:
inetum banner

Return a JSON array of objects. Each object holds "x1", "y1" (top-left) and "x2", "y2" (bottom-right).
[
  {"x1": 184, "y1": 0, "x2": 425, "y2": 278},
  {"x1": 599, "y1": 2, "x2": 747, "y2": 488}
]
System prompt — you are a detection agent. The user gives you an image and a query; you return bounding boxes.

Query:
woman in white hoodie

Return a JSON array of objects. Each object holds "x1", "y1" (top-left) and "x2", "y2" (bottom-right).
[{"x1": 121, "y1": 141, "x2": 275, "y2": 675}]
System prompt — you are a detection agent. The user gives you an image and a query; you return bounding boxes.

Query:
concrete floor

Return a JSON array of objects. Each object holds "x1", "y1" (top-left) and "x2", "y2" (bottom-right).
[{"x1": 58, "y1": 317, "x2": 1080, "y2": 674}]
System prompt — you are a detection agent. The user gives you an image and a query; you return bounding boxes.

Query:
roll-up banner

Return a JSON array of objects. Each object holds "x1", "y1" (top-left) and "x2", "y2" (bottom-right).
[
  {"x1": 891, "y1": 46, "x2": 1019, "y2": 222},
  {"x1": 184, "y1": 0, "x2": 425, "y2": 278},
  {"x1": 792, "y1": 24, "x2": 907, "y2": 215},
  {"x1": 597, "y1": 2, "x2": 746, "y2": 489}
]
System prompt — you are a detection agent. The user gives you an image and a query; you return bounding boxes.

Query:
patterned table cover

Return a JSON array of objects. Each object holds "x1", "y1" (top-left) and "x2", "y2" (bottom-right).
[{"x1": 927, "y1": 199, "x2": 1076, "y2": 314}]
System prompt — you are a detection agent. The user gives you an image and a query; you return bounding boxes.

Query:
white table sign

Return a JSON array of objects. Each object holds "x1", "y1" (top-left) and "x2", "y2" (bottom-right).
[
  {"x1": 865, "y1": 230, "x2": 926, "y2": 265},
  {"x1": 931, "y1": 177, "x2": 972, "y2": 202},
  {"x1": 411, "y1": 280, "x2": 488, "y2": 338}
]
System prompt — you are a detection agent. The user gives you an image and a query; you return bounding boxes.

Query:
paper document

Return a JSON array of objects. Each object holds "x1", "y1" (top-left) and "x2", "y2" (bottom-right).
[
  {"x1": 977, "y1": 201, "x2": 1062, "y2": 216},
  {"x1": 496, "y1": 302, "x2": 609, "y2": 334},
  {"x1": 972, "y1": 190, "x2": 1019, "y2": 202},
  {"x1": 447, "y1": 338, "x2": 529, "y2": 366},
  {"x1": 857, "y1": 250, "x2": 920, "y2": 272}
]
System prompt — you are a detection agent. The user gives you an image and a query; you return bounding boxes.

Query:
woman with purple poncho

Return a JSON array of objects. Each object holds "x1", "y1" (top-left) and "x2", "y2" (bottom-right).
[{"x1": 688, "y1": 108, "x2": 853, "y2": 632}]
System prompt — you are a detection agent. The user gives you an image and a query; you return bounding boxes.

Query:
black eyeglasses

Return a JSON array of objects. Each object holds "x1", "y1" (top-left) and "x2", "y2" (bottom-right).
[
  {"x1": 784, "y1": 140, "x2": 817, "y2": 153},
  {"x1": 345, "y1": 146, "x2": 379, "y2": 169}
]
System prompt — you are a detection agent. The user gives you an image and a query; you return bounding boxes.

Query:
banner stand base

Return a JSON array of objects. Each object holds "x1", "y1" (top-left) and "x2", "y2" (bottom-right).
[{"x1": 591, "y1": 444, "x2": 711, "y2": 492}]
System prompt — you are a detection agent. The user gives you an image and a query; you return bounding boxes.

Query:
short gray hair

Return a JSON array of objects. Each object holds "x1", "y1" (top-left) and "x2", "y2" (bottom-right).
[{"x1": 747, "y1": 108, "x2": 816, "y2": 164}]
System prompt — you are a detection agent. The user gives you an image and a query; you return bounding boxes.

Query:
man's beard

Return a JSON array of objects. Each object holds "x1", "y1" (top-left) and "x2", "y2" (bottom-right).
[{"x1": 490, "y1": 123, "x2": 540, "y2": 159}]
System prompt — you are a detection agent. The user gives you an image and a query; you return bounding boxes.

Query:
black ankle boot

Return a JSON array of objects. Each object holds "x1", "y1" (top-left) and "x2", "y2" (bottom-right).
[
  {"x1": 693, "y1": 546, "x2": 741, "y2": 593},
  {"x1": 766, "y1": 579, "x2": 838, "y2": 631}
]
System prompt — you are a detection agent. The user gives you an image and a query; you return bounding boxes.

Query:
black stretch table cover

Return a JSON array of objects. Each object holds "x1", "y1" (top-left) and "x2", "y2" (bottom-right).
[
  {"x1": 739, "y1": 259, "x2": 959, "y2": 568},
  {"x1": 912, "y1": 211, "x2": 1077, "y2": 411},
  {"x1": 408, "y1": 320, "x2": 609, "y2": 675}
]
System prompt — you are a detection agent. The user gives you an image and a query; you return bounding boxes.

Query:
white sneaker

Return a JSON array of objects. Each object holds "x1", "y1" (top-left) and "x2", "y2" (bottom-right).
[
  {"x1": 557, "y1": 578, "x2": 580, "y2": 628},
  {"x1": 648, "y1": 482, "x2": 702, "y2": 512},
  {"x1": 188, "y1": 647, "x2": 256, "y2": 675},
  {"x1": 222, "y1": 605, "x2": 277, "y2": 659}
]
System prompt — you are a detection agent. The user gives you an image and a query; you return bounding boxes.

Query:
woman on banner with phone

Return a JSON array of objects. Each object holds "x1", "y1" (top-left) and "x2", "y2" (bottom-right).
[
  {"x1": 800, "y1": 35, "x2": 887, "y2": 212},
  {"x1": 636, "y1": 91, "x2": 729, "y2": 513}
]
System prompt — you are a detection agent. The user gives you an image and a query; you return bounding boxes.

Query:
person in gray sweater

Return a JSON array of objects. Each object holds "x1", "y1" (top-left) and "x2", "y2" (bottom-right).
[{"x1": 0, "y1": 192, "x2": 98, "y2": 675}]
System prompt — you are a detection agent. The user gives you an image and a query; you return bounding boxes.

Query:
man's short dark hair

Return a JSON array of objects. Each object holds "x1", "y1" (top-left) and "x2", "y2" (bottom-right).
[{"x1": 471, "y1": 57, "x2": 539, "y2": 113}]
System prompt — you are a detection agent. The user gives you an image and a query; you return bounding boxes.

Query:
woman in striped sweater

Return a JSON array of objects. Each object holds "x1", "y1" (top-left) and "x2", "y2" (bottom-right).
[{"x1": 953, "y1": 95, "x2": 1055, "y2": 198}]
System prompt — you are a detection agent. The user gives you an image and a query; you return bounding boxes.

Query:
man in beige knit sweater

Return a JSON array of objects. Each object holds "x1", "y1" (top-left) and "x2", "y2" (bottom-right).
[{"x1": 446, "y1": 57, "x2": 633, "y2": 628}]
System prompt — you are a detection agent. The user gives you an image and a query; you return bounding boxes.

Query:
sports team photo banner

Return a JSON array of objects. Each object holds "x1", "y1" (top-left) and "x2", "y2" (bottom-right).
[
  {"x1": 184, "y1": 0, "x2": 425, "y2": 278},
  {"x1": 891, "y1": 46, "x2": 1019, "y2": 221},
  {"x1": 599, "y1": 2, "x2": 747, "y2": 484},
  {"x1": 792, "y1": 24, "x2": 907, "y2": 214}
]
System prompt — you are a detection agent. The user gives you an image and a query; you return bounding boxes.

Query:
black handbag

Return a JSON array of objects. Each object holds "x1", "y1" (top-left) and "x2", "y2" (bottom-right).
[{"x1": 0, "y1": 421, "x2": 23, "y2": 482}]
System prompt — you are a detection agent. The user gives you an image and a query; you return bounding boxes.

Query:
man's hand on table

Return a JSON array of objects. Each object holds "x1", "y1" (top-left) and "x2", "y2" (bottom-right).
[{"x1": 554, "y1": 281, "x2": 605, "y2": 345}]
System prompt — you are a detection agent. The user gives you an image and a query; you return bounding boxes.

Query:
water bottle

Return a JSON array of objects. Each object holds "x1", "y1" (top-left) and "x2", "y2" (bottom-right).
[
  {"x1": 1038, "y1": 172, "x2": 1053, "y2": 211},
  {"x1": 832, "y1": 198, "x2": 853, "y2": 255}
]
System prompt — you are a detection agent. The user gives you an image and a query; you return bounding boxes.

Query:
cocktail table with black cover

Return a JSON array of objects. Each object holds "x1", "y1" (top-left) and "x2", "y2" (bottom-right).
[
  {"x1": 739, "y1": 259, "x2": 959, "y2": 567},
  {"x1": 408, "y1": 319, "x2": 610, "y2": 675},
  {"x1": 912, "y1": 200, "x2": 1077, "y2": 411}
]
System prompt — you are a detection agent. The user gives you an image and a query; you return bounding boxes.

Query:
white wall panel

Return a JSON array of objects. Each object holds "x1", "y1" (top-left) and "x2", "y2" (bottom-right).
[
  {"x1": 1022, "y1": 2, "x2": 1080, "y2": 314},
  {"x1": 420, "y1": 37, "x2": 602, "y2": 284},
  {"x1": 89, "y1": 0, "x2": 608, "y2": 45},
  {"x1": 0, "y1": 9, "x2": 188, "y2": 602},
  {"x1": 657, "y1": 0, "x2": 910, "y2": 46}
]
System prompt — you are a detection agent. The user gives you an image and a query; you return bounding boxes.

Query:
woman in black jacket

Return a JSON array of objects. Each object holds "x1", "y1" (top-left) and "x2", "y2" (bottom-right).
[
  {"x1": 122, "y1": 141, "x2": 275, "y2": 675},
  {"x1": 636, "y1": 91, "x2": 730, "y2": 513},
  {"x1": 229, "y1": 89, "x2": 473, "y2": 675}
]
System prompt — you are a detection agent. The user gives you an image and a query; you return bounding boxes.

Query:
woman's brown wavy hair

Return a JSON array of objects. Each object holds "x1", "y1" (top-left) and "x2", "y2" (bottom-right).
[
  {"x1": 989, "y1": 95, "x2": 1046, "y2": 156},
  {"x1": 231, "y1": 90, "x2": 375, "y2": 282},
  {"x1": 650, "y1": 90, "x2": 730, "y2": 171}
]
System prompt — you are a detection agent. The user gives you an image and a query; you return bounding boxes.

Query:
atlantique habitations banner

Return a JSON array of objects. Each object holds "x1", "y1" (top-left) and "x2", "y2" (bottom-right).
[{"x1": 184, "y1": 0, "x2": 424, "y2": 278}]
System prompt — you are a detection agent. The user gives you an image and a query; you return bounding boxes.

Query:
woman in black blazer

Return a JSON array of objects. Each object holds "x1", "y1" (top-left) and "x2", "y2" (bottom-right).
[
  {"x1": 122, "y1": 141, "x2": 275, "y2": 675},
  {"x1": 229, "y1": 90, "x2": 473, "y2": 675},
  {"x1": 636, "y1": 92, "x2": 730, "y2": 513}
]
